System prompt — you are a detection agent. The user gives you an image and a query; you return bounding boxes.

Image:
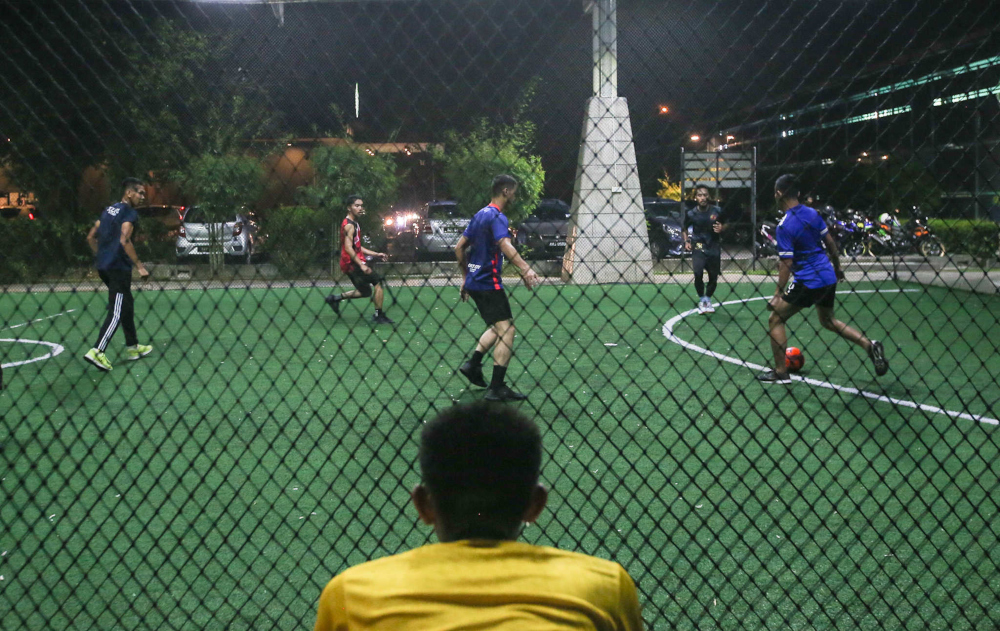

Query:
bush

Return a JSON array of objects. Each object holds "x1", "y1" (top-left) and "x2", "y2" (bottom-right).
[
  {"x1": 263, "y1": 206, "x2": 329, "y2": 276},
  {"x1": 929, "y1": 219, "x2": 999, "y2": 260},
  {"x1": 0, "y1": 218, "x2": 92, "y2": 284}
]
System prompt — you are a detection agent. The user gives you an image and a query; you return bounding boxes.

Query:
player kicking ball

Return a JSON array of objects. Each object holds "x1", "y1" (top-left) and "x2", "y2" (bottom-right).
[{"x1": 758, "y1": 174, "x2": 888, "y2": 384}]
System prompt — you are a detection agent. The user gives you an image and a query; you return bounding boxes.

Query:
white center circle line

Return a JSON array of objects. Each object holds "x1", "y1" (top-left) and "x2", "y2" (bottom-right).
[
  {"x1": 0, "y1": 338, "x2": 66, "y2": 368},
  {"x1": 662, "y1": 289, "x2": 998, "y2": 427}
]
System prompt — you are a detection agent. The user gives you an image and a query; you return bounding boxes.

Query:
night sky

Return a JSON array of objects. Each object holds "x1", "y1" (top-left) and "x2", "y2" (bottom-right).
[{"x1": 2, "y1": 0, "x2": 997, "y2": 200}]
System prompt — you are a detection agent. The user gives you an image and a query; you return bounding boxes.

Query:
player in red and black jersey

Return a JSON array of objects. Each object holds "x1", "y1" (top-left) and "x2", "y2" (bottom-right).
[{"x1": 325, "y1": 195, "x2": 393, "y2": 324}]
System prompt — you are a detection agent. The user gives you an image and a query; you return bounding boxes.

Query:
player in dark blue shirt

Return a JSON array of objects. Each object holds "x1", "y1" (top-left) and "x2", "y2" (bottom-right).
[
  {"x1": 455, "y1": 174, "x2": 540, "y2": 401},
  {"x1": 759, "y1": 174, "x2": 888, "y2": 383},
  {"x1": 83, "y1": 178, "x2": 153, "y2": 372},
  {"x1": 683, "y1": 184, "x2": 725, "y2": 313}
]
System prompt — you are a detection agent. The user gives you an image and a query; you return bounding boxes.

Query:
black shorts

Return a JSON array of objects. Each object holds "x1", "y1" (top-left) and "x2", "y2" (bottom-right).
[
  {"x1": 783, "y1": 281, "x2": 836, "y2": 309},
  {"x1": 347, "y1": 268, "x2": 382, "y2": 295},
  {"x1": 468, "y1": 289, "x2": 513, "y2": 326}
]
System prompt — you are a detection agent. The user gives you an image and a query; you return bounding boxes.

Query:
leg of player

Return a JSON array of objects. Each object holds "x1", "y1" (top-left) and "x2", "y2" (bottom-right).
[
  {"x1": 758, "y1": 298, "x2": 802, "y2": 384},
  {"x1": 460, "y1": 326, "x2": 498, "y2": 388},
  {"x1": 484, "y1": 319, "x2": 526, "y2": 401},
  {"x1": 325, "y1": 289, "x2": 362, "y2": 314},
  {"x1": 704, "y1": 254, "x2": 720, "y2": 313},
  {"x1": 816, "y1": 305, "x2": 888, "y2": 376},
  {"x1": 371, "y1": 281, "x2": 393, "y2": 324},
  {"x1": 692, "y1": 252, "x2": 708, "y2": 313}
]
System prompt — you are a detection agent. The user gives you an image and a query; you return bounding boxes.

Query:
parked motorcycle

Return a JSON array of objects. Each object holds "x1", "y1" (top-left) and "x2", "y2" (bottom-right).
[
  {"x1": 824, "y1": 207, "x2": 869, "y2": 258},
  {"x1": 867, "y1": 212, "x2": 945, "y2": 257},
  {"x1": 755, "y1": 220, "x2": 778, "y2": 258}
]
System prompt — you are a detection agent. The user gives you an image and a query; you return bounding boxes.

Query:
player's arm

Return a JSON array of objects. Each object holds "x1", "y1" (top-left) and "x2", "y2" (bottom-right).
[
  {"x1": 455, "y1": 235, "x2": 470, "y2": 300},
  {"x1": 360, "y1": 245, "x2": 387, "y2": 260},
  {"x1": 342, "y1": 223, "x2": 370, "y2": 272},
  {"x1": 824, "y1": 232, "x2": 845, "y2": 281},
  {"x1": 499, "y1": 237, "x2": 540, "y2": 289},
  {"x1": 120, "y1": 222, "x2": 149, "y2": 278},
  {"x1": 86, "y1": 220, "x2": 100, "y2": 254},
  {"x1": 682, "y1": 213, "x2": 691, "y2": 250},
  {"x1": 769, "y1": 223, "x2": 794, "y2": 309}
]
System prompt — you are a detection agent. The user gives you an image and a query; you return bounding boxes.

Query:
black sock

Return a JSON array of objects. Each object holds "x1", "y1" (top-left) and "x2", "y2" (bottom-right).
[
  {"x1": 490, "y1": 365, "x2": 507, "y2": 389},
  {"x1": 334, "y1": 294, "x2": 344, "y2": 301},
  {"x1": 470, "y1": 350, "x2": 484, "y2": 366},
  {"x1": 375, "y1": 308, "x2": 384, "y2": 317}
]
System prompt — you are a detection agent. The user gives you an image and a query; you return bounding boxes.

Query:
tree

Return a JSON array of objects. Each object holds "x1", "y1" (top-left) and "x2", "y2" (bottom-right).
[
  {"x1": 656, "y1": 169, "x2": 683, "y2": 201},
  {"x1": 434, "y1": 83, "x2": 545, "y2": 223},
  {"x1": 177, "y1": 153, "x2": 264, "y2": 272},
  {"x1": 298, "y1": 139, "x2": 400, "y2": 272}
]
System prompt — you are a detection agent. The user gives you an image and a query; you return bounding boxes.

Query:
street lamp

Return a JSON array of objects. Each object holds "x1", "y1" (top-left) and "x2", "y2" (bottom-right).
[
  {"x1": 658, "y1": 105, "x2": 670, "y2": 115},
  {"x1": 690, "y1": 134, "x2": 701, "y2": 142}
]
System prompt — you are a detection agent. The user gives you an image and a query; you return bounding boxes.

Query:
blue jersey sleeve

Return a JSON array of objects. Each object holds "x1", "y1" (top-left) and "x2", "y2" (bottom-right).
[
  {"x1": 491, "y1": 213, "x2": 509, "y2": 244},
  {"x1": 462, "y1": 214, "x2": 477, "y2": 239},
  {"x1": 813, "y1": 211, "x2": 829, "y2": 237},
  {"x1": 776, "y1": 219, "x2": 795, "y2": 259}
]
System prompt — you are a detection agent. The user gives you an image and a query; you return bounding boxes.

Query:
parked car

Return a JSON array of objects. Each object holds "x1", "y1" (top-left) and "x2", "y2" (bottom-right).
[
  {"x1": 0, "y1": 205, "x2": 37, "y2": 220},
  {"x1": 514, "y1": 198, "x2": 571, "y2": 259},
  {"x1": 413, "y1": 200, "x2": 468, "y2": 260},
  {"x1": 643, "y1": 198, "x2": 686, "y2": 259},
  {"x1": 176, "y1": 206, "x2": 259, "y2": 263}
]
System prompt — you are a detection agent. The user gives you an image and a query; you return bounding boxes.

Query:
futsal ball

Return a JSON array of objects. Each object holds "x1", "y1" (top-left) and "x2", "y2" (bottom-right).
[{"x1": 785, "y1": 347, "x2": 805, "y2": 373}]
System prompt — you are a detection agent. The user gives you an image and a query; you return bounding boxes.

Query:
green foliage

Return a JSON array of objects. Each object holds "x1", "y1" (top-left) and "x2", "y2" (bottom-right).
[
  {"x1": 107, "y1": 21, "x2": 279, "y2": 187},
  {"x1": 0, "y1": 219, "x2": 92, "y2": 283},
  {"x1": 297, "y1": 141, "x2": 400, "y2": 250},
  {"x1": 929, "y1": 219, "x2": 999, "y2": 260},
  {"x1": 263, "y1": 206, "x2": 329, "y2": 276},
  {"x1": 178, "y1": 154, "x2": 264, "y2": 221},
  {"x1": 434, "y1": 82, "x2": 545, "y2": 223}
]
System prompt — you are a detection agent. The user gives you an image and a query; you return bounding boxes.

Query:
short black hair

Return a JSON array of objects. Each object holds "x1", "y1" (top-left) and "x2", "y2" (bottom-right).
[
  {"x1": 694, "y1": 184, "x2": 712, "y2": 194},
  {"x1": 121, "y1": 177, "x2": 144, "y2": 195},
  {"x1": 344, "y1": 194, "x2": 363, "y2": 209},
  {"x1": 420, "y1": 402, "x2": 542, "y2": 539},
  {"x1": 775, "y1": 174, "x2": 801, "y2": 199},
  {"x1": 491, "y1": 174, "x2": 518, "y2": 197}
]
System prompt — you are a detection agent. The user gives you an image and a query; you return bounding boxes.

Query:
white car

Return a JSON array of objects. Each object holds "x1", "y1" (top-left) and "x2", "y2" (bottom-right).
[
  {"x1": 413, "y1": 200, "x2": 469, "y2": 260},
  {"x1": 176, "y1": 206, "x2": 258, "y2": 263}
]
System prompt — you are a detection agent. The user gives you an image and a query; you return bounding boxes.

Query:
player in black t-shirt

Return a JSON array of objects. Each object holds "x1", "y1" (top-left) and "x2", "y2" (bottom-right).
[{"x1": 683, "y1": 185, "x2": 725, "y2": 314}]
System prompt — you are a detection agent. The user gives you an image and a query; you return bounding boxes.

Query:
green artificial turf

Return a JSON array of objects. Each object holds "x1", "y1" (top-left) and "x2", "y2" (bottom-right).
[{"x1": 0, "y1": 278, "x2": 997, "y2": 630}]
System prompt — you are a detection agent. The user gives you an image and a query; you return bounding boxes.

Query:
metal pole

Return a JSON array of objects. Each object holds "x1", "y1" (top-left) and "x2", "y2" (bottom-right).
[
  {"x1": 751, "y1": 146, "x2": 757, "y2": 272},
  {"x1": 680, "y1": 147, "x2": 686, "y2": 271},
  {"x1": 975, "y1": 105, "x2": 981, "y2": 220}
]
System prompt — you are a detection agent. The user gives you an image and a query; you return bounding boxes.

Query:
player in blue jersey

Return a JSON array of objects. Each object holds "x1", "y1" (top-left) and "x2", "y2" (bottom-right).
[
  {"x1": 758, "y1": 174, "x2": 888, "y2": 384},
  {"x1": 82, "y1": 178, "x2": 153, "y2": 372},
  {"x1": 455, "y1": 175, "x2": 540, "y2": 402}
]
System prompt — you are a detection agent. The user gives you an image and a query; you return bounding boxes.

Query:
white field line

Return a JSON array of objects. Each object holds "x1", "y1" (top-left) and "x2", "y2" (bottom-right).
[
  {"x1": 662, "y1": 289, "x2": 998, "y2": 427},
  {"x1": 3, "y1": 309, "x2": 76, "y2": 331},
  {"x1": 0, "y1": 339, "x2": 65, "y2": 368},
  {"x1": 1, "y1": 309, "x2": 75, "y2": 368}
]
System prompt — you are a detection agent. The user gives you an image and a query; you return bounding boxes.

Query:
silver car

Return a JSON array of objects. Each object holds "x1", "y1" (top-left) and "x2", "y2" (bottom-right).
[
  {"x1": 176, "y1": 206, "x2": 258, "y2": 263},
  {"x1": 414, "y1": 200, "x2": 468, "y2": 260}
]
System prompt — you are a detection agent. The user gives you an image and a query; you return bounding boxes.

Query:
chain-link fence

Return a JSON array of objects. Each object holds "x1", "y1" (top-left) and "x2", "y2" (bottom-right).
[{"x1": 2, "y1": 0, "x2": 999, "y2": 628}]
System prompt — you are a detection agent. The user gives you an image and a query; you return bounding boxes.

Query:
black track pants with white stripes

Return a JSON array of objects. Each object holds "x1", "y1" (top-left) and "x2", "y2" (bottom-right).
[{"x1": 95, "y1": 269, "x2": 138, "y2": 351}]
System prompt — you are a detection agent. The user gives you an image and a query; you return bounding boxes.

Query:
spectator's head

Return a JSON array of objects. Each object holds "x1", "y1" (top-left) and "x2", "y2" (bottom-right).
[
  {"x1": 120, "y1": 177, "x2": 147, "y2": 206},
  {"x1": 413, "y1": 402, "x2": 547, "y2": 542},
  {"x1": 491, "y1": 174, "x2": 519, "y2": 201},
  {"x1": 774, "y1": 174, "x2": 801, "y2": 204}
]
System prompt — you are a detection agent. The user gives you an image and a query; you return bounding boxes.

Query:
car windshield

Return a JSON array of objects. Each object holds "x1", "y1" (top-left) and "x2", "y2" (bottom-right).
[
  {"x1": 183, "y1": 207, "x2": 235, "y2": 224},
  {"x1": 533, "y1": 205, "x2": 570, "y2": 221},
  {"x1": 428, "y1": 204, "x2": 460, "y2": 220},
  {"x1": 139, "y1": 207, "x2": 175, "y2": 219},
  {"x1": 645, "y1": 203, "x2": 682, "y2": 222}
]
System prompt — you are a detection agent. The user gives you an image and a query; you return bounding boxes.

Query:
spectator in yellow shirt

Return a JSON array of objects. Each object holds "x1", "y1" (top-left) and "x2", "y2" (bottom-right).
[{"x1": 313, "y1": 402, "x2": 644, "y2": 630}]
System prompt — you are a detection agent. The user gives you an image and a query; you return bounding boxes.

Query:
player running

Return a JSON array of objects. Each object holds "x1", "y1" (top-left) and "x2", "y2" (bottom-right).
[
  {"x1": 456, "y1": 175, "x2": 540, "y2": 402},
  {"x1": 683, "y1": 184, "x2": 725, "y2": 313},
  {"x1": 325, "y1": 195, "x2": 393, "y2": 324},
  {"x1": 758, "y1": 174, "x2": 888, "y2": 384}
]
